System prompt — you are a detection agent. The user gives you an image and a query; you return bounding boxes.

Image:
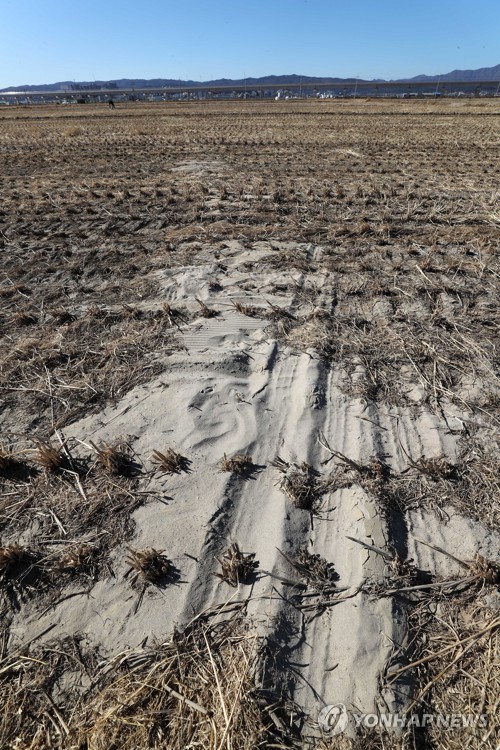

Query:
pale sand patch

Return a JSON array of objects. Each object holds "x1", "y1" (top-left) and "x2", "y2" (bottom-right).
[{"x1": 8, "y1": 240, "x2": 481, "y2": 726}]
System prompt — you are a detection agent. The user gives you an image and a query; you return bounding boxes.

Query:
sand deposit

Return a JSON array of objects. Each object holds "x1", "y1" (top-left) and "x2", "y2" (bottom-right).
[{"x1": 0, "y1": 99, "x2": 498, "y2": 749}]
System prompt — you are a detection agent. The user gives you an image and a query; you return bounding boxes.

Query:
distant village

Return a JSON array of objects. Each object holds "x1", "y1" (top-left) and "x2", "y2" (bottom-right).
[{"x1": 1, "y1": 78, "x2": 498, "y2": 105}]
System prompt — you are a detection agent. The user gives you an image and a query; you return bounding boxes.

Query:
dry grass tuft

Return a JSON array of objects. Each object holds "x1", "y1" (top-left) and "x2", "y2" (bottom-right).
[
  {"x1": 0, "y1": 543, "x2": 41, "y2": 603},
  {"x1": 91, "y1": 440, "x2": 137, "y2": 476},
  {"x1": 10, "y1": 310, "x2": 38, "y2": 326},
  {"x1": 277, "y1": 546, "x2": 346, "y2": 617},
  {"x1": 0, "y1": 444, "x2": 29, "y2": 479},
  {"x1": 387, "y1": 552, "x2": 420, "y2": 584},
  {"x1": 470, "y1": 553, "x2": 500, "y2": 585},
  {"x1": 0, "y1": 613, "x2": 295, "y2": 750},
  {"x1": 414, "y1": 455, "x2": 457, "y2": 480},
  {"x1": 195, "y1": 297, "x2": 219, "y2": 318},
  {"x1": 319, "y1": 434, "x2": 390, "y2": 495},
  {"x1": 51, "y1": 307, "x2": 75, "y2": 325},
  {"x1": 0, "y1": 543, "x2": 26, "y2": 576},
  {"x1": 272, "y1": 456, "x2": 329, "y2": 510},
  {"x1": 161, "y1": 301, "x2": 185, "y2": 327},
  {"x1": 56, "y1": 543, "x2": 96, "y2": 576},
  {"x1": 218, "y1": 453, "x2": 253, "y2": 474},
  {"x1": 125, "y1": 547, "x2": 172, "y2": 584},
  {"x1": 35, "y1": 442, "x2": 67, "y2": 473},
  {"x1": 215, "y1": 542, "x2": 258, "y2": 586},
  {"x1": 293, "y1": 546, "x2": 339, "y2": 591},
  {"x1": 231, "y1": 299, "x2": 261, "y2": 317},
  {"x1": 162, "y1": 302, "x2": 176, "y2": 316},
  {"x1": 152, "y1": 447, "x2": 188, "y2": 474}
]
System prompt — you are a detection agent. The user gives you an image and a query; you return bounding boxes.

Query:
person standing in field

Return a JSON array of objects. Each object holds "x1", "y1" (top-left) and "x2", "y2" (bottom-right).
[{"x1": 108, "y1": 99, "x2": 115, "y2": 109}]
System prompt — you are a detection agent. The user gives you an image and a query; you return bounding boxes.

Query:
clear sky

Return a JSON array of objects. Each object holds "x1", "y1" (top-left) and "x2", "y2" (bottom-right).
[{"x1": 1, "y1": 0, "x2": 499, "y2": 88}]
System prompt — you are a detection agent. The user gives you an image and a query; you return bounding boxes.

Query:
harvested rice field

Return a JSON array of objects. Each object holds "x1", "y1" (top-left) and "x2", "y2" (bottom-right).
[{"x1": 0, "y1": 98, "x2": 499, "y2": 749}]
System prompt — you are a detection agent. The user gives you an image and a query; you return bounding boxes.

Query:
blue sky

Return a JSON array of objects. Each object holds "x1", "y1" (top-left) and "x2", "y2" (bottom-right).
[{"x1": 1, "y1": 0, "x2": 498, "y2": 88}]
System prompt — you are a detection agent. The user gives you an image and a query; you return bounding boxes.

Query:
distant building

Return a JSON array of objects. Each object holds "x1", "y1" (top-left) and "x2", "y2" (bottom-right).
[{"x1": 70, "y1": 83, "x2": 118, "y2": 92}]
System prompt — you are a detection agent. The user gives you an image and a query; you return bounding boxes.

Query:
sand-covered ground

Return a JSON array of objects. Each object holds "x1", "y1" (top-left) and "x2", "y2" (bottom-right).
[{"x1": 0, "y1": 99, "x2": 499, "y2": 749}]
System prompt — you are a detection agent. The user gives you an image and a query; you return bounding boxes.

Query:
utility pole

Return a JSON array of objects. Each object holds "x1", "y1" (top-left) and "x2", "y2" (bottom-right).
[{"x1": 354, "y1": 76, "x2": 359, "y2": 99}]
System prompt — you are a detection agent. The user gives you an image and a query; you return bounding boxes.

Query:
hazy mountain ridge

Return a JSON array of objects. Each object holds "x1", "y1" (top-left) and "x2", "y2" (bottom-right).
[
  {"x1": 406, "y1": 63, "x2": 500, "y2": 82},
  {"x1": 2, "y1": 65, "x2": 498, "y2": 92}
]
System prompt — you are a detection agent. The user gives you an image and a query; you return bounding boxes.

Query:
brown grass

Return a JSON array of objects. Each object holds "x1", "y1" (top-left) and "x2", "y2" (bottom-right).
[
  {"x1": 272, "y1": 456, "x2": 331, "y2": 511},
  {"x1": 215, "y1": 542, "x2": 258, "y2": 586},
  {"x1": 125, "y1": 547, "x2": 172, "y2": 584},
  {"x1": 231, "y1": 299, "x2": 262, "y2": 316},
  {"x1": 0, "y1": 542, "x2": 26, "y2": 576},
  {"x1": 151, "y1": 447, "x2": 187, "y2": 474},
  {"x1": 0, "y1": 444, "x2": 28, "y2": 478},
  {"x1": 91, "y1": 440, "x2": 137, "y2": 476},
  {"x1": 196, "y1": 297, "x2": 219, "y2": 318},
  {"x1": 218, "y1": 453, "x2": 253, "y2": 474},
  {"x1": 0, "y1": 99, "x2": 499, "y2": 749},
  {"x1": 35, "y1": 442, "x2": 68, "y2": 473},
  {"x1": 292, "y1": 546, "x2": 339, "y2": 591},
  {"x1": 0, "y1": 610, "x2": 299, "y2": 750},
  {"x1": 56, "y1": 543, "x2": 97, "y2": 576}
]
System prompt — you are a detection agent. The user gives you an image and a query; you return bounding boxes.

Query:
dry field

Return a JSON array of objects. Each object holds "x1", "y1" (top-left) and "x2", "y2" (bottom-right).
[{"x1": 0, "y1": 99, "x2": 499, "y2": 749}]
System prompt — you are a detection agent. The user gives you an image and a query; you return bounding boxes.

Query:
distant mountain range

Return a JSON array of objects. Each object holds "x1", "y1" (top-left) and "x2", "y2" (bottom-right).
[
  {"x1": 407, "y1": 63, "x2": 500, "y2": 82},
  {"x1": 2, "y1": 64, "x2": 499, "y2": 92}
]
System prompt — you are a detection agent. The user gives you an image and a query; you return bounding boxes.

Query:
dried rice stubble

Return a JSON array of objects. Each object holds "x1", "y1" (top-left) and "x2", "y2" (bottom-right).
[
  {"x1": 0, "y1": 542, "x2": 28, "y2": 579},
  {"x1": 54, "y1": 542, "x2": 101, "y2": 580},
  {"x1": 275, "y1": 545, "x2": 357, "y2": 620},
  {"x1": 0, "y1": 634, "x2": 101, "y2": 750},
  {"x1": 215, "y1": 542, "x2": 259, "y2": 587},
  {"x1": 272, "y1": 456, "x2": 333, "y2": 512},
  {"x1": 81, "y1": 615, "x2": 285, "y2": 749},
  {"x1": 231, "y1": 299, "x2": 262, "y2": 317},
  {"x1": 5, "y1": 447, "x2": 142, "y2": 553},
  {"x1": 91, "y1": 440, "x2": 141, "y2": 477},
  {"x1": 390, "y1": 595, "x2": 500, "y2": 750},
  {"x1": 125, "y1": 547, "x2": 174, "y2": 586},
  {"x1": 0, "y1": 542, "x2": 46, "y2": 609},
  {"x1": 35, "y1": 441, "x2": 70, "y2": 474},
  {"x1": 292, "y1": 545, "x2": 340, "y2": 592},
  {"x1": 0, "y1": 442, "x2": 35, "y2": 481},
  {"x1": 151, "y1": 447, "x2": 190, "y2": 475},
  {"x1": 195, "y1": 297, "x2": 219, "y2": 318},
  {"x1": 319, "y1": 434, "x2": 392, "y2": 497},
  {"x1": 218, "y1": 453, "x2": 254, "y2": 475}
]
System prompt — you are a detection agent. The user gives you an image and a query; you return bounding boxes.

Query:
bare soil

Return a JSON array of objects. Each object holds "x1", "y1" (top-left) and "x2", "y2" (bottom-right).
[{"x1": 0, "y1": 99, "x2": 498, "y2": 749}]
